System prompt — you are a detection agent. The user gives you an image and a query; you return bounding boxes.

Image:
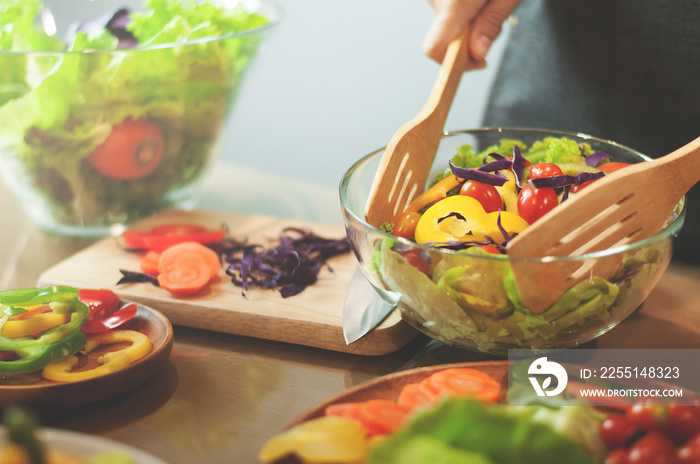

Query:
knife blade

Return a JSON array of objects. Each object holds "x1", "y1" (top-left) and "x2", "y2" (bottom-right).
[{"x1": 342, "y1": 267, "x2": 399, "y2": 345}]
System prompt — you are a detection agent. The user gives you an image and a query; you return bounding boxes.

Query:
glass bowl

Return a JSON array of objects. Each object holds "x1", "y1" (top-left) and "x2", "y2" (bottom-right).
[
  {"x1": 0, "y1": 0, "x2": 280, "y2": 236},
  {"x1": 340, "y1": 128, "x2": 685, "y2": 355}
]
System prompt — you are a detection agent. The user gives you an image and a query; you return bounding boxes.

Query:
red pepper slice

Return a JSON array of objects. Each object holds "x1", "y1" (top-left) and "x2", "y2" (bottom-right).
[
  {"x1": 81, "y1": 303, "x2": 139, "y2": 334},
  {"x1": 79, "y1": 288, "x2": 120, "y2": 320},
  {"x1": 122, "y1": 223, "x2": 225, "y2": 251}
]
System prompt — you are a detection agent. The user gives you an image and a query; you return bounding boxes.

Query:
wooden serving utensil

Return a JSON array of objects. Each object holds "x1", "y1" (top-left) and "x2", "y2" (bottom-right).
[
  {"x1": 507, "y1": 136, "x2": 700, "y2": 314},
  {"x1": 364, "y1": 30, "x2": 471, "y2": 227}
]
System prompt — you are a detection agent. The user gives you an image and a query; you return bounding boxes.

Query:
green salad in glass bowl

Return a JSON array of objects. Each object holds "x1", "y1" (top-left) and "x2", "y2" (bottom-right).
[
  {"x1": 340, "y1": 128, "x2": 685, "y2": 355},
  {"x1": 0, "y1": 0, "x2": 279, "y2": 236}
]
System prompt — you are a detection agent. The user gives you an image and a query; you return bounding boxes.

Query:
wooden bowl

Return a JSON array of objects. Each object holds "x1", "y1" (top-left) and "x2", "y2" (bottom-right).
[{"x1": 0, "y1": 302, "x2": 174, "y2": 409}]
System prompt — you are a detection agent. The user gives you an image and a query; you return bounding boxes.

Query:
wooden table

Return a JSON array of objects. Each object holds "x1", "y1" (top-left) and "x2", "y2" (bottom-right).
[{"x1": 1, "y1": 163, "x2": 700, "y2": 463}]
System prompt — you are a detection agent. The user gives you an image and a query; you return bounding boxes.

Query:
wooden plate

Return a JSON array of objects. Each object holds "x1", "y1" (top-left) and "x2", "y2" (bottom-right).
[
  {"x1": 0, "y1": 302, "x2": 174, "y2": 409},
  {"x1": 286, "y1": 361, "x2": 509, "y2": 429}
]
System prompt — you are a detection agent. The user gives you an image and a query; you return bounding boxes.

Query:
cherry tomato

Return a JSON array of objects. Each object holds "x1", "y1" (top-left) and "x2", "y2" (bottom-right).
[
  {"x1": 570, "y1": 179, "x2": 597, "y2": 193},
  {"x1": 517, "y1": 185, "x2": 558, "y2": 224},
  {"x1": 78, "y1": 288, "x2": 120, "y2": 320},
  {"x1": 87, "y1": 118, "x2": 165, "y2": 180},
  {"x1": 605, "y1": 448, "x2": 630, "y2": 464},
  {"x1": 600, "y1": 415, "x2": 641, "y2": 450},
  {"x1": 402, "y1": 249, "x2": 429, "y2": 275},
  {"x1": 393, "y1": 212, "x2": 421, "y2": 240},
  {"x1": 479, "y1": 245, "x2": 502, "y2": 255},
  {"x1": 528, "y1": 162, "x2": 563, "y2": 179},
  {"x1": 627, "y1": 431, "x2": 678, "y2": 464},
  {"x1": 627, "y1": 399, "x2": 669, "y2": 432},
  {"x1": 666, "y1": 401, "x2": 700, "y2": 444},
  {"x1": 598, "y1": 162, "x2": 632, "y2": 173},
  {"x1": 677, "y1": 433, "x2": 700, "y2": 464},
  {"x1": 460, "y1": 181, "x2": 503, "y2": 213}
]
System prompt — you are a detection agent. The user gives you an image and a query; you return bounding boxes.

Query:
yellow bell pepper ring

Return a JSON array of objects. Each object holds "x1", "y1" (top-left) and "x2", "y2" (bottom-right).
[
  {"x1": 1, "y1": 312, "x2": 70, "y2": 339},
  {"x1": 41, "y1": 329, "x2": 152, "y2": 382},
  {"x1": 415, "y1": 195, "x2": 529, "y2": 245}
]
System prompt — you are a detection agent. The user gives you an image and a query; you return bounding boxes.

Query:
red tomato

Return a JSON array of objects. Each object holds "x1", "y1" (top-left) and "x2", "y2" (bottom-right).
[
  {"x1": 393, "y1": 212, "x2": 421, "y2": 240},
  {"x1": 149, "y1": 224, "x2": 209, "y2": 236},
  {"x1": 598, "y1": 162, "x2": 632, "y2": 173},
  {"x1": 78, "y1": 288, "x2": 120, "y2": 320},
  {"x1": 479, "y1": 246, "x2": 502, "y2": 255},
  {"x1": 517, "y1": 185, "x2": 558, "y2": 224},
  {"x1": 627, "y1": 399, "x2": 669, "y2": 432},
  {"x1": 528, "y1": 163, "x2": 563, "y2": 179},
  {"x1": 460, "y1": 181, "x2": 503, "y2": 213},
  {"x1": 87, "y1": 118, "x2": 165, "y2": 180},
  {"x1": 600, "y1": 416, "x2": 640, "y2": 450},
  {"x1": 402, "y1": 249, "x2": 429, "y2": 275},
  {"x1": 570, "y1": 179, "x2": 597, "y2": 193},
  {"x1": 627, "y1": 432, "x2": 678, "y2": 464},
  {"x1": 605, "y1": 448, "x2": 630, "y2": 464},
  {"x1": 666, "y1": 402, "x2": 700, "y2": 444},
  {"x1": 677, "y1": 433, "x2": 700, "y2": 464},
  {"x1": 122, "y1": 223, "x2": 226, "y2": 251}
]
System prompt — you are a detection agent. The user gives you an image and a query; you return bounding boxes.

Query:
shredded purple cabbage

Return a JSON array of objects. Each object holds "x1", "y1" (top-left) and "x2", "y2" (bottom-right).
[
  {"x1": 117, "y1": 269, "x2": 159, "y2": 287},
  {"x1": 449, "y1": 161, "x2": 508, "y2": 186},
  {"x1": 528, "y1": 171, "x2": 606, "y2": 190},
  {"x1": 73, "y1": 8, "x2": 137, "y2": 49},
  {"x1": 585, "y1": 150, "x2": 613, "y2": 168},
  {"x1": 220, "y1": 228, "x2": 351, "y2": 298},
  {"x1": 509, "y1": 146, "x2": 527, "y2": 189}
]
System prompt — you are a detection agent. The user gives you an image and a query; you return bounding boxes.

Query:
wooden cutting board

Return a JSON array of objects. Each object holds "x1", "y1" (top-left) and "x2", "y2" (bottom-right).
[{"x1": 38, "y1": 209, "x2": 417, "y2": 356}]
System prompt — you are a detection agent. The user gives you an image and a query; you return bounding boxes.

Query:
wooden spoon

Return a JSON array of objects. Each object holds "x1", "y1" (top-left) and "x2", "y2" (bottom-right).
[
  {"x1": 364, "y1": 30, "x2": 471, "y2": 227},
  {"x1": 507, "y1": 136, "x2": 700, "y2": 313}
]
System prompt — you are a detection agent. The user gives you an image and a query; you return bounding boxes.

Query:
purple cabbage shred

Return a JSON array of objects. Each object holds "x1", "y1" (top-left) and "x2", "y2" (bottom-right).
[
  {"x1": 585, "y1": 150, "x2": 613, "y2": 168},
  {"x1": 117, "y1": 269, "x2": 159, "y2": 287},
  {"x1": 219, "y1": 228, "x2": 351, "y2": 298}
]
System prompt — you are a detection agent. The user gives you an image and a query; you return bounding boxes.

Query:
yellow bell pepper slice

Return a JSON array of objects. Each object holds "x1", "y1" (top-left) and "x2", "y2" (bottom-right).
[
  {"x1": 415, "y1": 195, "x2": 529, "y2": 245},
  {"x1": 495, "y1": 170, "x2": 519, "y2": 213},
  {"x1": 398, "y1": 174, "x2": 461, "y2": 219},
  {"x1": 41, "y1": 330, "x2": 152, "y2": 382},
  {"x1": 1, "y1": 312, "x2": 70, "y2": 338},
  {"x1": 259, "y1": 416, "x2": 368, "y2": 464}
]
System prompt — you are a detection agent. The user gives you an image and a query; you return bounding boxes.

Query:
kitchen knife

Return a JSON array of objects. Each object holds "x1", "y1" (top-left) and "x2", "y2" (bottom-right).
[{"x1": 343, "y1": 267, "x2": 399, "y2": 345}]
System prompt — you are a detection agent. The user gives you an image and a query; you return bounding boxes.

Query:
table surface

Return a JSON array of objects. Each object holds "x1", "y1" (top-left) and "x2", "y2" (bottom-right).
[{"x1": 2, "y1": 163, "x2": 700, "y2": 463}]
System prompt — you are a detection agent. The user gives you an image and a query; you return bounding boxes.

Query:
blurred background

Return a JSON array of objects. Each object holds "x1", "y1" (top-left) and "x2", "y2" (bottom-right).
[{"x1": 219, "y1": 0, "x2": 510, "y2": 187}]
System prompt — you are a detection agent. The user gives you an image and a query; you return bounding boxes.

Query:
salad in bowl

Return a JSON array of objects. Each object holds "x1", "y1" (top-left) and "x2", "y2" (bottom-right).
[
  {"x1": 340, "y1": 128, "x2": 685, "y2": 354},
  {"x1": 0, "y1": 0, "x2": 279, "y2": 235}
]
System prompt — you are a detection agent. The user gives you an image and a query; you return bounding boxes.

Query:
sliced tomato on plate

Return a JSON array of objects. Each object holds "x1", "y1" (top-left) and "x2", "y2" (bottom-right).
[{"x1": 122, "y1": 223, "x2": 226, "y2": 251}]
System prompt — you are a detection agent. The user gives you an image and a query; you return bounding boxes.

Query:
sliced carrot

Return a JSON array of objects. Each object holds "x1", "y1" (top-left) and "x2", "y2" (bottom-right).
[
  {"x1": 425, "y1": 368, "x2": 502, "y2": 403},
  {"x1": 397, "y1": 382, "x2": 435, "y2": 410},
  {"x1": 325, "y1": 400, "x2": 410, "y2": 437},
  {"x1": 157, "y1": 259, "x2": 211, "y2": 296},
  {"x1": 158, "y1": 241, "x2": 220, "y2": 280},
  {"x1": 139, "y1": 250, "x2": 161, "y2": 276}
]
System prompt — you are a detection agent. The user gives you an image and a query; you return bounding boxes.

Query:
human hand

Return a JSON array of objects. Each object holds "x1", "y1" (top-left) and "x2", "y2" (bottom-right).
[{"x1": 423, "y1": 0, "x2": 522, "y2": 67}]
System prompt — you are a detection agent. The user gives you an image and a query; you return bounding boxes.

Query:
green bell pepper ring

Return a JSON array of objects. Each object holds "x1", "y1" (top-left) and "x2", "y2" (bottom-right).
[
  {"x1": 0, "y1": 286, "x2": 80, "y2": 316},
  {"x1": 0, "y1": 299, "x2": 89, "y2": 350},
  {"x1": 0, "y1": 330, "x2": 87, "y2": 375}
]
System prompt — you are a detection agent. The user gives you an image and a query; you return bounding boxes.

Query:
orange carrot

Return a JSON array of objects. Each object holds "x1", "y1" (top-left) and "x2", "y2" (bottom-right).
[
  {"x1": 158, "y1": 242, "x2": 220, "y2": 280},
  {"x1": 326, "y1": 400, "x2": 411, "y2": 437},
  {"x1": 139, "y1": 250, "x2": 161, "y2": 276},
  {"x1": 397, "y1": 382, "x2": 434, "y2": 410},
  {"x1": 424, "y1": 368, "x2": 502, "y2": 403},
  {"x1": 157, "y1": 259, "x2": 211, "y2": 296}
]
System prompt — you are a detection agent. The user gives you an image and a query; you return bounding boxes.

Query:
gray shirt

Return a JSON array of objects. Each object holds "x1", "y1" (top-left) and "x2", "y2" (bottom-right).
[{"x1": 483, "y1": 0, "x2": 700, "y2": 262}]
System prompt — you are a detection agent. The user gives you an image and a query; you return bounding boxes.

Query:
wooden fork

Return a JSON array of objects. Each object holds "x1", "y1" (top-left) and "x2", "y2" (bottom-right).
[
  {"x1": 364, "y1": 30, "x2": 471, "y2": 227},
  {"x1": 507, "y1": 136, "x2": 700, "y2": 313}
]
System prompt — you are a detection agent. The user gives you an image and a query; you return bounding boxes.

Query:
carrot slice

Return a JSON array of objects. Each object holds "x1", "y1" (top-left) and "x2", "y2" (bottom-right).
[
  {"x1": 157, "y1": 259, "x2": 211, "y2": 296},
  {"x1": 326, "y1": 400, "x2": 410, "y2": 437},
  {"x1": 397, "y1": 382, "x2": 434, "y2": 410},
  {"x1": 158, "y1": 241, "x2": 220, "y2": 280},
  {"x1": 425, "y1": 368, "x2": 502, "y2": 403},
  {"x1": 139, "y1": 250, "x2": 161, "y2": 276}
]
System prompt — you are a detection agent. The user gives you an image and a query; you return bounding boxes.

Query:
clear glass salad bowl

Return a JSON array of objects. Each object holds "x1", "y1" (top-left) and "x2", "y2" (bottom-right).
[
  {"x1": 0, "y1": 0, "x2": 280, "y2": 236},
  {"x1": 340, "y1": 128, "x2": 685, "y2": 355}
]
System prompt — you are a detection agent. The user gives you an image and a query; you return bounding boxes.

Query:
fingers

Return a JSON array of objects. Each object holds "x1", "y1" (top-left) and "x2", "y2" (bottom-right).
[
  {"x1": 469, "y1": 0, "x2": 522, "y2": 61},
  {"x1": 422, "y1": 0, "x2": 522, "y2": 64},
  {"x1": 422, "y1": 0, "x2": 486, "y2": 63}
]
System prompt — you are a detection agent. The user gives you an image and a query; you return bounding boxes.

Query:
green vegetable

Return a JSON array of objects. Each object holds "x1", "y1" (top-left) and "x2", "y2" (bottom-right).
[
  {"x1": 3, "y1": 406, "x2": 46, "y2": 464},
  {"x1": 0, "y1": 330, "x2": 86, "y2": 374},
  {"x1": 0, "y1": 0, "x2": 272, "y2": 229},
  {"x1": 368, "y1": 398, "x2": 595, "y2": 464},
  {"x1": 91, "y1": 451, "x2": 139, "y2": 464},
  {"x1": 523, "y1": 137, "x2": 591, "y2": 165},
  {"x1": 0, "y1": 285, "x2": 80, "y2": 313}
]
